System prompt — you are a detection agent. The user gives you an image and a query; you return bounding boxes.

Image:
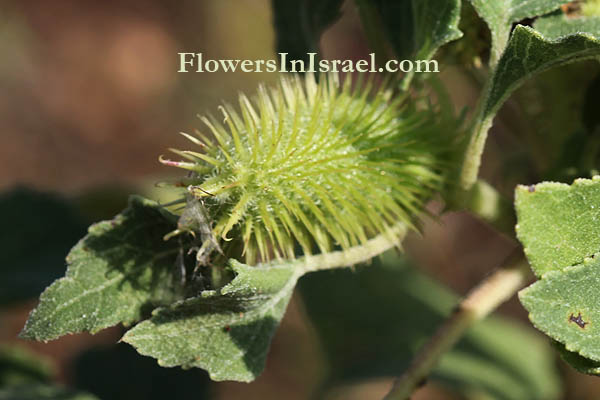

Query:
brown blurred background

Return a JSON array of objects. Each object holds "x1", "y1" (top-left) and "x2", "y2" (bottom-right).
[{"x1": 1, "y1": 1, "x2": 599, "y2": 399}]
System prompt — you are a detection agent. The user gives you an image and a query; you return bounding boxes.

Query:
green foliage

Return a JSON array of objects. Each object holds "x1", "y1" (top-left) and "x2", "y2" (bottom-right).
[
  {"x1": 520, "y1": 257, "x2": 600, "y2": 370},
  {"x1": 122, "y1": 260, "x2": 300, "y2": 382},
  {"x1": 484, "y1": 26, "x2": 600, "y2": 122},
  {"x1": 516, "y1": 177, "x2": 600, "y2": 375},
  {"x1": 21, "y1": 196, "x2": 182, "y2": 341},
  {"x1": 468, "y1": 0, "x2": 568, "y2": 65},
  {"x1": 515, "y1": 178, "x2": 600, "y2": 277},
  {"x1": 356, "y1": 0, "x2": 463, "y2": 62},
  {"x1": 299, "y1": 254, "x2": 560, "y2": 400},
  {"x1": 461, "y1": 21, "x2": 600, "y2": 189},
  {"x1": 271, "y1": 0, "x2": 343, "y2": 67},
  {"x1": 21, "y1": 193, "x2": 405, "y2": 382},
  {"x1": 534, "y1": 10, "x2": 600, "y2": 38},
  {"x1": 20, "y1": 0, "x2": 600, "y2": 392}
]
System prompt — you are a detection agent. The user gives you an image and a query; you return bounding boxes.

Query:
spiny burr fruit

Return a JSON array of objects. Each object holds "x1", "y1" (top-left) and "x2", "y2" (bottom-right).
[{"x1": 161, "y1": 73, "x2": 450, "y2": 265}]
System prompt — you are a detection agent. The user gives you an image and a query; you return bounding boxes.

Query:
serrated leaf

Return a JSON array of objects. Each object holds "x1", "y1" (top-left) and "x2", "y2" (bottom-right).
[
  {"x1": 462, "y1": 25, "x2": 600, "y2": 189},
  {"x1": 122, "y1": 259, "x2": 301, "y2": 382},
  {"x1": 299, "y1": 253, "x2": 560, "y2": 400},
  {"x1": 0, "y1": 188, "x2": 87, "y2": 305},
  {"x1": 469, "y1": 0, "x2": 568, "y2": 65},
  {"x1": 359, "y1": 0, "x2": 462, "y2": 62},
  {"x1": 534, "y1": 11, "x2": 600, "y2": 39},
  {"x1": 519, "y1": 257, "x2": 600, "y2": 363},
  {"x1": 21, "y1": 196, "x2": 181, "y2": 341},
  {"x1": 515, "y1": 177, "x2": 600, "y2": 277},
  {"x1": 0, "y1": 385, "x2": 99, "y2": 400},
  {"x1": 271, "y1": 0, "x2": 344, "y2": 67}
]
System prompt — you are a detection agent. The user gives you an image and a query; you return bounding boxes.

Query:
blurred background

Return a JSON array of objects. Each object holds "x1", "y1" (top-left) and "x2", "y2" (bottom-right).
[{"x1": 1, "y1": 0, "x2": 600, "y2": 399}]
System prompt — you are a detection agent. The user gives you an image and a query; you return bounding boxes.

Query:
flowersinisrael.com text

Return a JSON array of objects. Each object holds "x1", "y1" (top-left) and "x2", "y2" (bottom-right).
[{"x1": 178, "y1": 52, "x2": 439, "y2": 74}]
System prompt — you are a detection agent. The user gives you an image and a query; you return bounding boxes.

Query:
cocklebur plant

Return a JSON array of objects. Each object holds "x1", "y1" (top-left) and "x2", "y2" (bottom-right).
[
  {"x1": 16, "y1": 1, "x2": 600, "y2": 399},
  {"x1": 160, "y1": 73, "x2": 448, "y2": 267},
  {"x1": 20, "y1": 70, "x2": 456, "y2": 382}
]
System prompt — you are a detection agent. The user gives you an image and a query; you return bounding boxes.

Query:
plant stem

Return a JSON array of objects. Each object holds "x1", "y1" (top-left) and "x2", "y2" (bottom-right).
[
  {"x1": 383, "y1": 257, "x2": 532, "y2": 400},
  {"x1": 457, "y1": 59, "x2": 495, "y2": 192},
  {"x1": 297, "y1": 222, "x2": 408, "y2": 273},
  {"x1": 459, "y1": 116, "x2": 494, "y2": 190}
]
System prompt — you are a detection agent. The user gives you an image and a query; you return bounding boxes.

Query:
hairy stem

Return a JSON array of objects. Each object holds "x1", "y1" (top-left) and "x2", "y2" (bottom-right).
[
  {"x1": 383, "y1": 257, "x2": 532, "y2": 400},
  {"x1": 297, "y1": 222, "x2": 408, "y2": 273},
  {"x1": 458, "y1": 64, "x2": 495, "y2": 191},
  {"x1": 459, "y1": 115, "x2": 494, "y2": 190}
]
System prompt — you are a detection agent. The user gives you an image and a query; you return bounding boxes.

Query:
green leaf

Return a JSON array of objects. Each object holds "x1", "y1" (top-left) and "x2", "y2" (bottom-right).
[
  {"x1": 0, "y1": 188, "x2": 87, "y2": 305},
  {"x1": 519, "y1": 256, "x2": 600, "y2": 364},
  {"x1": 0, "y1": 385, "x2": 99, "y2": 400},
  {"x1": 0, "y1": 345, "x2": 53, "y2": 387},
  {"x1": 516, "y1": 177, "x2": 600, "y2": 375},
  {"x1": 461, "y1": 24, "x2": 600, "y2": 189},
  {"x1": 122, "y1": 259, "x2": 301, "y2": 382},
  {"x1": 469, "y1": 0, "x2": 568, "y2": 66},
  {"x1": 21, "y1": 196, "x2": 181, "y2": 341},
  {"x1": 358, "y1": 0, "x2": 463, "y2": 62},
  {"x1": 534, "y1": 11, "x2": 600, "y2": 39},
  {"x1": 299, "y1": 253, "x2": 560, "y2": 400},
  {"x1": 271, "y1": 0, "x2": 344, "y2": 67},
  {"x1": 486, "y1": 25, "x2": 600, "y2": 133},
  {"x1": 553, "y1": 341, "x2": 600, "y2": 375},
  {"x1": 515, "y1": 177, "x2": 600, "y2": 277}
]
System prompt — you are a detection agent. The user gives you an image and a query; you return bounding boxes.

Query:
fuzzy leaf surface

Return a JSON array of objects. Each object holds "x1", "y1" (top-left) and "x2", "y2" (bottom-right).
[
  {"x1": 21, "y1": 196, "x2": 181, "y2": 341},
  {"x1": 534, "y1": 11, "x2": 600, "y2": 39},
  {"x1": 469, "y1": 0, "x2": 568, "y2": 64},
  {"x1": 519, "y1": 257, "x2": 600, "y2": 364},
  {"x1": 515, "y1": 178, "x2": 600, "y2": 277},
  {"x1": 122, "y1": 260, "x2": 300, "y2": 382},
  {"x1": 462, "y1": 25, "x2": 600, "y2": 189},
  {"x1": 365, "y1": 0, "x2": 462, "y2": 61},
  {"x1": 485, "y1": 25, "x2": 600, "y2": 127}
]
